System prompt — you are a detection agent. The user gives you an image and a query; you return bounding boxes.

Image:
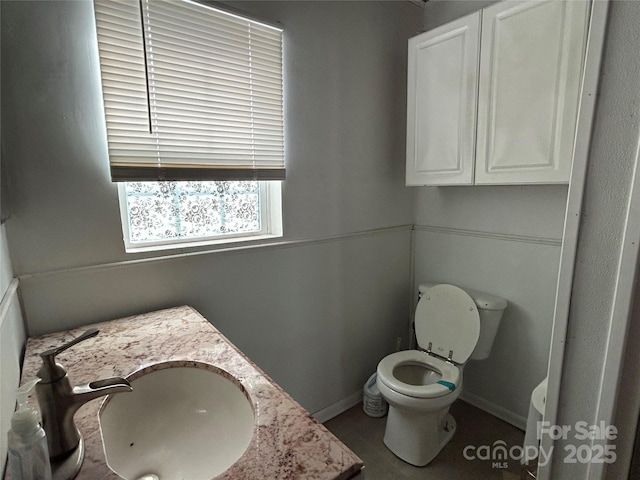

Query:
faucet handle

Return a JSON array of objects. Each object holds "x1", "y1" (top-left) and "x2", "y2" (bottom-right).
[{"x1": 37, "y1": 328, "x2": 100, "y2": 383}]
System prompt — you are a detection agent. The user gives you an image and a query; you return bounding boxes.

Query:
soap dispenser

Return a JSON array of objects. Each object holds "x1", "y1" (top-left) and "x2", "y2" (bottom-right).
[{"x1": 7, "y1": 379, "x2": 53, "y2": 480}]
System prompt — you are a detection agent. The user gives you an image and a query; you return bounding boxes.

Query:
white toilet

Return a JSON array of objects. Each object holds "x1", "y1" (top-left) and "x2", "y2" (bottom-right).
[{"x1": 376, "y1": 283, "x2": 507, "y2": 466}]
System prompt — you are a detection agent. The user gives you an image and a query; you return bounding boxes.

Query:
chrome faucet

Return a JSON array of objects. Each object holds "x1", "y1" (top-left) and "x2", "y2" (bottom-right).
[{"x1": 35, "y1": 328, "x2": 132, "y2": 479}]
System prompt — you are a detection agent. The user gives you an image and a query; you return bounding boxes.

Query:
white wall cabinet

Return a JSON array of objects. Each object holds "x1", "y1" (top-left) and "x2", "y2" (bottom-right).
[
  {"x1": 406, "y1": 12, "x2": 480, "y2": 186},
  {"x1": 406, "y1": 0, "x2": 590, "y2": 186}
]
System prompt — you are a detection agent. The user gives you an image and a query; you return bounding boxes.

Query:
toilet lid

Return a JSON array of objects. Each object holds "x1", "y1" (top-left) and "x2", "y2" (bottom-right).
[{"x1": 415, "y1": 284, "x2": 480, "y2": 364}]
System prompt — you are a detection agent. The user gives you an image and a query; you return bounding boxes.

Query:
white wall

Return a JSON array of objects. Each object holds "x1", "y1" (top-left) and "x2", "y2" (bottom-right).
[
  {"x1": 2, "y1": 0, "x2": 419, "y2": 276},
  {"x1": 0, "y1": 229, "x2": 27, "y2": 474},
  {"x1": 0, "y1": 0, "x2": 422, "y2": 417},
  {"x1": 1, "y1": 7, "x2": 28, "y2": 467},
  {"x1": 414, "y1": 0, "x2": 570, "y2": 428},
  {"x1": 413, "y1": 190, "x2": 565, "y2": 428},
  {"x1": 413, "y1": 229, "x2": 562, "y2": 427},
  {"x1": 416, "y1": 1, "x2": 640, "y2": 476},
  {"x1": 550, "y1": 0, "x2": 640, "y2": 477},
  {"x1": 5, "y1": 3, "x2": 640, "y2": 478},
  {"x1": 422, "y1": 0, "x2": 499, "y2": 30},
  {"x1": 0, "y1": 0, "x2": 569, "y2": 438}
]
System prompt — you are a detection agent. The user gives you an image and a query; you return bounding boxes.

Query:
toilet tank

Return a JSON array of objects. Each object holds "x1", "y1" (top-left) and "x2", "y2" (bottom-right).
[{"x1": 418, "y1": 283, "x2": 507, "y2": 360}]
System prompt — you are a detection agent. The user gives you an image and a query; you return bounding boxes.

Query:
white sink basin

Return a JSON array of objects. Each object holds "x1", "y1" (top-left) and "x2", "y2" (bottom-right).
[{"x1": 99, "y1": 362, "x2": 254, "y2": 480}]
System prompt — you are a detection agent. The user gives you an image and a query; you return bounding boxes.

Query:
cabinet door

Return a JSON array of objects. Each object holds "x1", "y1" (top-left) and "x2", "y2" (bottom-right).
[
  {"x1": 475, "y1": 0, "x2": 589, "y2": 185},
  {"x1": 406, "y1": 12, "x2": 480, "y2": 186}
]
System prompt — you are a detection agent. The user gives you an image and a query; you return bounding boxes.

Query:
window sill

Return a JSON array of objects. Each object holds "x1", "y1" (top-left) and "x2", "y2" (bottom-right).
[{"x1": 124, "y1": 232, "x2": 284, "y2": 254}]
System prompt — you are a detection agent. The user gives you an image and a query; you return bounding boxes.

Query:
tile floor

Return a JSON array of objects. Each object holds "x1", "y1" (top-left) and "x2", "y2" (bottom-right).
[{"x1": 324, "y1": 400, "x2": 527, "y2": 480}]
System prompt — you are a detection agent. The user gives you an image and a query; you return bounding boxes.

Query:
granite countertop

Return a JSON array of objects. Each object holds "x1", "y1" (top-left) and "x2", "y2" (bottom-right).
[{"x1": 14, "y1": 306, "x2": 363, "y2": 480}]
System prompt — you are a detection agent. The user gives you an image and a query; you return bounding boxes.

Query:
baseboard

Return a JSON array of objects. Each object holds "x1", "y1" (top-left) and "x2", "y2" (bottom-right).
[
  {"x1": 460, "y1": 391, "x2": 527, "y2": 431},
  {"x1": 311, "y1": 389, "x2": 527, "y2": 431},
  {"x1": 313, "y1": 390, "x2": 363, "y2": 424}
]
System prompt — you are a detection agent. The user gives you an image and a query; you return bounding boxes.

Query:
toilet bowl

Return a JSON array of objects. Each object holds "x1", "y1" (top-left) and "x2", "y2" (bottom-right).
[{"x1": 376, "y1": 283, "x2": 507, "y2": 466}]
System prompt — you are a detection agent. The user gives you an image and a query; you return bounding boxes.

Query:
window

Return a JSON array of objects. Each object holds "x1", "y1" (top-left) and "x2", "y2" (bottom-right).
[
  {"x1": 118, "y1": 179, "x2": 281, "y2": 251},
  {"x1": 93, "y1": 0, "x2": 284, "y2": 251}
]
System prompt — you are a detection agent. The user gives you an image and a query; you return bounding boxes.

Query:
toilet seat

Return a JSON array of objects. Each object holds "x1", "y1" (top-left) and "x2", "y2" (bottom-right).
[{"x1": 377, "y1": 350, "x2": 460, "y2": 399}]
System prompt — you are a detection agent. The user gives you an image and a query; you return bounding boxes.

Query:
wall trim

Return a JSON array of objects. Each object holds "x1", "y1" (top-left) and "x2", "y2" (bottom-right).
[
  {"x1": 0, "y1": 278, "x2": 19, "y2": 331},
  {"x1": 460, "y1": 391, "x2": 527, "y2": 431},
  {"x1": 18, "y1": 222, "x2": 560, "y2": 282},
  {"x1": 312, "y1": 390, "x2": 363, "y2": 424},
  {"x1": 17, "y1": 225, "x2": 413, "y2": 281},
  {"x1": 414, "y1": 224, "x2": 563, "y2": 246},
  {"x1": 312, "y1": 389, "x2": 528, "y2": 432}
]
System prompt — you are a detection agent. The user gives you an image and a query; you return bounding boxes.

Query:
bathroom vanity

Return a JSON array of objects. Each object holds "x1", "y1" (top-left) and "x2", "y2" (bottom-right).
[{"x1": 9, "y1": 306, "x2": 364, "y2": 480}]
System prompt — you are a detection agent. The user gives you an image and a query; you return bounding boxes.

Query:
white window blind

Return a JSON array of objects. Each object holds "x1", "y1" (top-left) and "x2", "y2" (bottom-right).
[{"x1": 93, "y1": 0, "x2": 285, "y2": 182}]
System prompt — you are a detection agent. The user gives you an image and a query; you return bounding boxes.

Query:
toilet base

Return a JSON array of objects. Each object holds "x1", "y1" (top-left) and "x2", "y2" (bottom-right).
[{"x1": 383, "y1": 406, "x2": 457, "y2": 466}]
